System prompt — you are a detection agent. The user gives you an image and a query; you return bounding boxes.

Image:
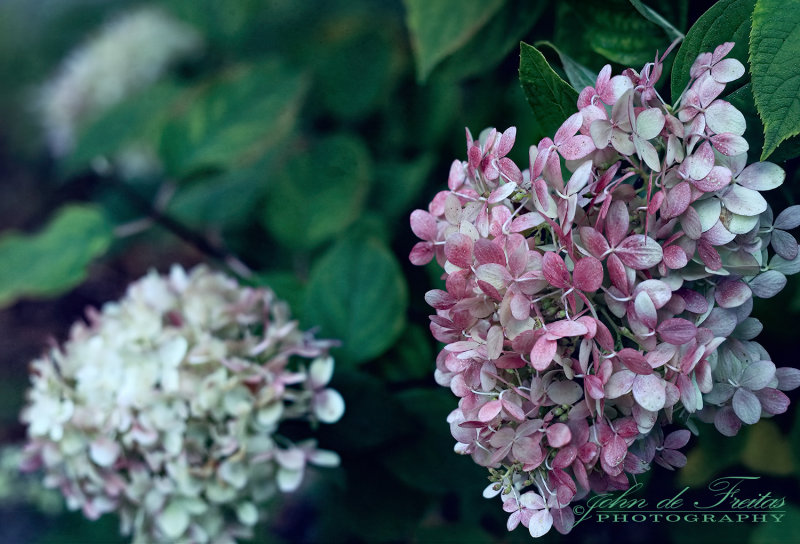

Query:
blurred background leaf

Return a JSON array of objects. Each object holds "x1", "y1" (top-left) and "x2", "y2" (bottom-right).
[{"x1": 0, "y1": 204, "x2": 112, "y2": 308}]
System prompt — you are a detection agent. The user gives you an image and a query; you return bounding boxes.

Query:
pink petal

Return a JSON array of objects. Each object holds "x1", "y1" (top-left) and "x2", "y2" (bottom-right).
[
  {"x1": 711, "y1": 133, "x2": 749, "y2": 156},
  {"x1": 554, "y1": 112, "x2": 583, "y2": 145},
  {"x1": 721, "y1": 185, "x2": 767, "y2": 216},
  {"x1": 510, "y1": 212, "x2": 546, "y2": 232},
  {"x1": 528, "y1": 509, "x2": 554, "y2": 538},
  {"x1": 579, "y1": 226, "x2": 610, "y2": 257},
  {"x1": 530, "y1": 336, "x2": 558, "y2": 370},
  {"x1": 617, "y1": 348, "x2": 652, "y2": 375},
  {"x1": 677, "y1": 287, "x2": 708, "y2": 313},
  {"x1": 682, "y1": 141, "x2": 714, "y2": 180},
  {"x1": 635, "y1": 108, "x2": 665, "y2": 140},
  {"x1": 559, "y1": 135, "x2": 596, "y2": 160},
  {"x1": 478, "y1": 400, "x2": 503, "y2": 422},
  {"x1": 546, "y1": 423, "x2": 572, "y2": 448},
  {"x1": 488, "y1": 181, "x2": 518, "y2": 204},
  {"x1": 632, "y1": 374, "x2": 666, "y2": 411},
  {"x1": 573, "y1": 256, "x2": 603, "y2": 292},
  {"x1": 657, "y1": 318, "x2": 698, "y2": 345},
  {"x1": 546, "y1": 319, "x2": 589, "y2": 339},
  {"x1": 755, "y1": 388, "x2": 790, "y2": 415},
  {"x1": 606, "y1": 253, "x2": 628, "y2": 293},
  {"x1": 605, "y1": 200, "x2": 630, "y2": 247},
  {"x1": 585, "y1": 374, "x2": 605, "y2": 399},
  {"x1": 602, "y1": 434, "x2": 627, "y2": 467},
  {"x1": 542, "y1": 252, "x2": 572, "y2": 289},
  {"x1": 498, "y1": 158, "x2": 523, "y2": 183},
  {"x1": 692, "y1": 165, "x2": 732, "y2": 192},
  {"x1": 663, "y1": 429, "x2": 691, "y2": 450},
  {"x1": 615, "y1": 235, "x2": 663, "y2": 269},
  {"x1": 714, "y1": 279, "x2": 752, "y2": 308},
  {"x1": 410, "y1": 209, "x2": 437, "y2": 240},
  {"x1": 714, "y1": 406, "x2": 742, "y2": 436},
  {"x1": 737, "y1": 161, "x2": 785, "y2": 191},
  {"x1": 661, "y1": 182, "x2": 691, "y2": 219},
  {"x1": 705, "y1": 101, "x2": 746, "y2": 136},
  {"x1": 424, "y1": 289, "x2": 456, "y2": 310},
  {"x1": 605, "y1": 369, "x2": 635, "y2": 398},
  {"x1": 711, "y1": 58, "x2": 745, "y2": 83},
  {"x1": 663, "y1": 245, "x2": 688, "y2": 269},
  {"x1": 409, "y1": 242, "x2": 434, "y2": 265},
  {"x1": 444, "y1": 233, "x2": 474, "y2": 268},
  {"x1": 497, "y1": 126, "x2": 517, "y2": 157},
  {"x1": 473, "y1": 239, "x2": 506, "y2": 265},
  {"x1": 447, "y1": 159, "x2": 465, "y2": 191}
]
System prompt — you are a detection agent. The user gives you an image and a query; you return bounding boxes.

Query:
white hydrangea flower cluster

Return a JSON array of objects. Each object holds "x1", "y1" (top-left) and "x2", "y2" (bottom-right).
[
  {"x1": 21, "y1": 266, "x2": 344, "y2": 544},
  {"x1": 38, "y1": 5, "x2": 202, "y2": 156}
]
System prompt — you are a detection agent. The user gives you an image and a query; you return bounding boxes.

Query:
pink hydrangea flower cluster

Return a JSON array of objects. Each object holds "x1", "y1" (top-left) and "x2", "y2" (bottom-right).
[
  {"x1": 21, "y1": 266, "x2": 343, "y2": 544},
  {"x1": 409, "y1": 43, "x2": 800, "y2": 538}
]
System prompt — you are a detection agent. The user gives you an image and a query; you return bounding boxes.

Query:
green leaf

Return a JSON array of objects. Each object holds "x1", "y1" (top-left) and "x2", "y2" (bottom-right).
[
  {"x1": 519, "y1": 42, "x2": 579, "y2": 141},
  {"x1": 373, "y1": 323, "x2": 434, "y2": 383},
  {"x1": 535, "y1": 41, "x2": 598, "y2": 92},
  {"x1": 750, "y1": 504, "x2": 800, "y2": 544},
  {"x1": 306, "y1": 16, "x2": 402, "y2": 120},
  {"x1": 628, "y1": 0, "x2": 685, "y2": 42},
  {"x1": 750, "y1": 0, "x2": 800, "y2": 159},
  {"x1": 253, "y1": 270, "x2": 305, "y2": 319},
  {"x1": 262, "y1": 135, "x2": 372, "y2": 250},
  {"x1": 372, "y1": 154, "x2": 435, "y2": 222},
  {"x1": 384, "y1": 388, "x2": 486, "y2": 495},
  {"x1": 0, "y1": 205, "x2": 112, "y2": 308},
  {"x1": 435, "y1": 0, "x2": 547, "y2": 81},
  {"x1": 740, "y1": 420, "x2": 795, "y2": 475},
  {"x1": 404, "y1": 0, "x2": 505, "y2": 81},
  {"x1": 315, "y1": 371, "x2": 413, "y2": 453},
  {"x1": 64, "y1": 83, "x2": 183, "y2": 177},
  {"x1": 678, "y1": 421, "x2": 748, "y2": 487},
  {"x1": 159, "y1": 59, "x2": 308, "y2": 178},
  {"x1": 671, "y1": 0, "x2": 756, "y2": 103},
  {"x1": 566, "y1": 0, "x2": 669, "y2": 66},
  {"x1": 304, "y1": 236, "x2": 407, "y2": 367},
  {"x1": 167, "y1": 160, "x2": 272, "y2": 231}
]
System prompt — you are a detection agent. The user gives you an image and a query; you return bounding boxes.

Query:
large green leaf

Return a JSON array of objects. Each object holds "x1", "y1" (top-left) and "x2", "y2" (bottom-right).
[
  {"x1": 671, "y1": 0, "x2": 756, "y2": 103},
  {"x1": 566, "y1": 0, "x2": 669, "y2": 66},
  {"x1": 64, "y1": 83, "x2": 183, "y2": 177},
  {"x1": 159, "y1": 60, "x2": 308, "y2": 178},
  {"x1": 404, "y1": 0, "x2": 505, "y2": 82},
  {"x1": 628, "y1": 0, "x2": 685, "y2": 42},
  {"x1": 725, "y1": 83, "x2": 800, "y2": 161},
  {"x1": 371, "y1": 154, "x2": 435, "y2": 223},
  {"x1": 750, "y1": 504, "x2": 800, "y2": 544},
  {"x1": 167, "y1": 160, "x2": 271, "y2": 231},
  {"x1": 384, "y1": 388, "x2": 487, "y2": 495},
  {"x1": 0, "y1": 204, "x2": 112, "y2": 307},
  {"x1": 750, "y1": 0, "x2": 800, "y2": 159},
  {"x1": 435, "y1": 0, "x2": 547, "y2": 81},
  {"x1": 262, "y1": 135, "x2": 371, "y2": 250},
  {"x1": 314, "y1": 371, "x2": 413, "y2": 453},
  {"x1": 304, "y1": 236, "x2": 407, "y2": 367},
  {"x1": 740, "y1": 420, "x2": 795, "y2": 475},
  {"x1": 519, "y1": 42, "x2": 579, "y2": 141},
  {"x1": 373, "y1": 323, "x2": 434, "y2": 383},
  {"x1": 536, "y1": 41, "x2": 598, "y2": 93},
  {"x1": 305, "y1": 16, "x2": 402, "y2": 120}
]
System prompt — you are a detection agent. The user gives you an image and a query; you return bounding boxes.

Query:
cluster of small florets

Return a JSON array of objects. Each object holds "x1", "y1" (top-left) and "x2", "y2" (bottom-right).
[
  {"x1": 21, "y1": 266, "x2": 344, "y2": 544},
  {"x1": 38, "y1": 5, "x2": 202, "y2": 157},
  {"x1": 409, "y1": 43, "x2": 800, "y2": 538}
]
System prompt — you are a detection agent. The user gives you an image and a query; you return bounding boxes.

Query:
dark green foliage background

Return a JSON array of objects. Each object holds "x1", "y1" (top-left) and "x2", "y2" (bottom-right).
[{"x1": 0, "y1": 1, "x2": 799, "y2": 543}]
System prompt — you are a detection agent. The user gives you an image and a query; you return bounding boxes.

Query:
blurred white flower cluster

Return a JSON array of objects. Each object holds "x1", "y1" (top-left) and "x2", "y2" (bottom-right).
[
  {"x1": 21, "y1": 266, "x2": 344, "y2": 544},
  {"x1": 38, "y1": 5, "x2": 202, "y2": 156}
]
